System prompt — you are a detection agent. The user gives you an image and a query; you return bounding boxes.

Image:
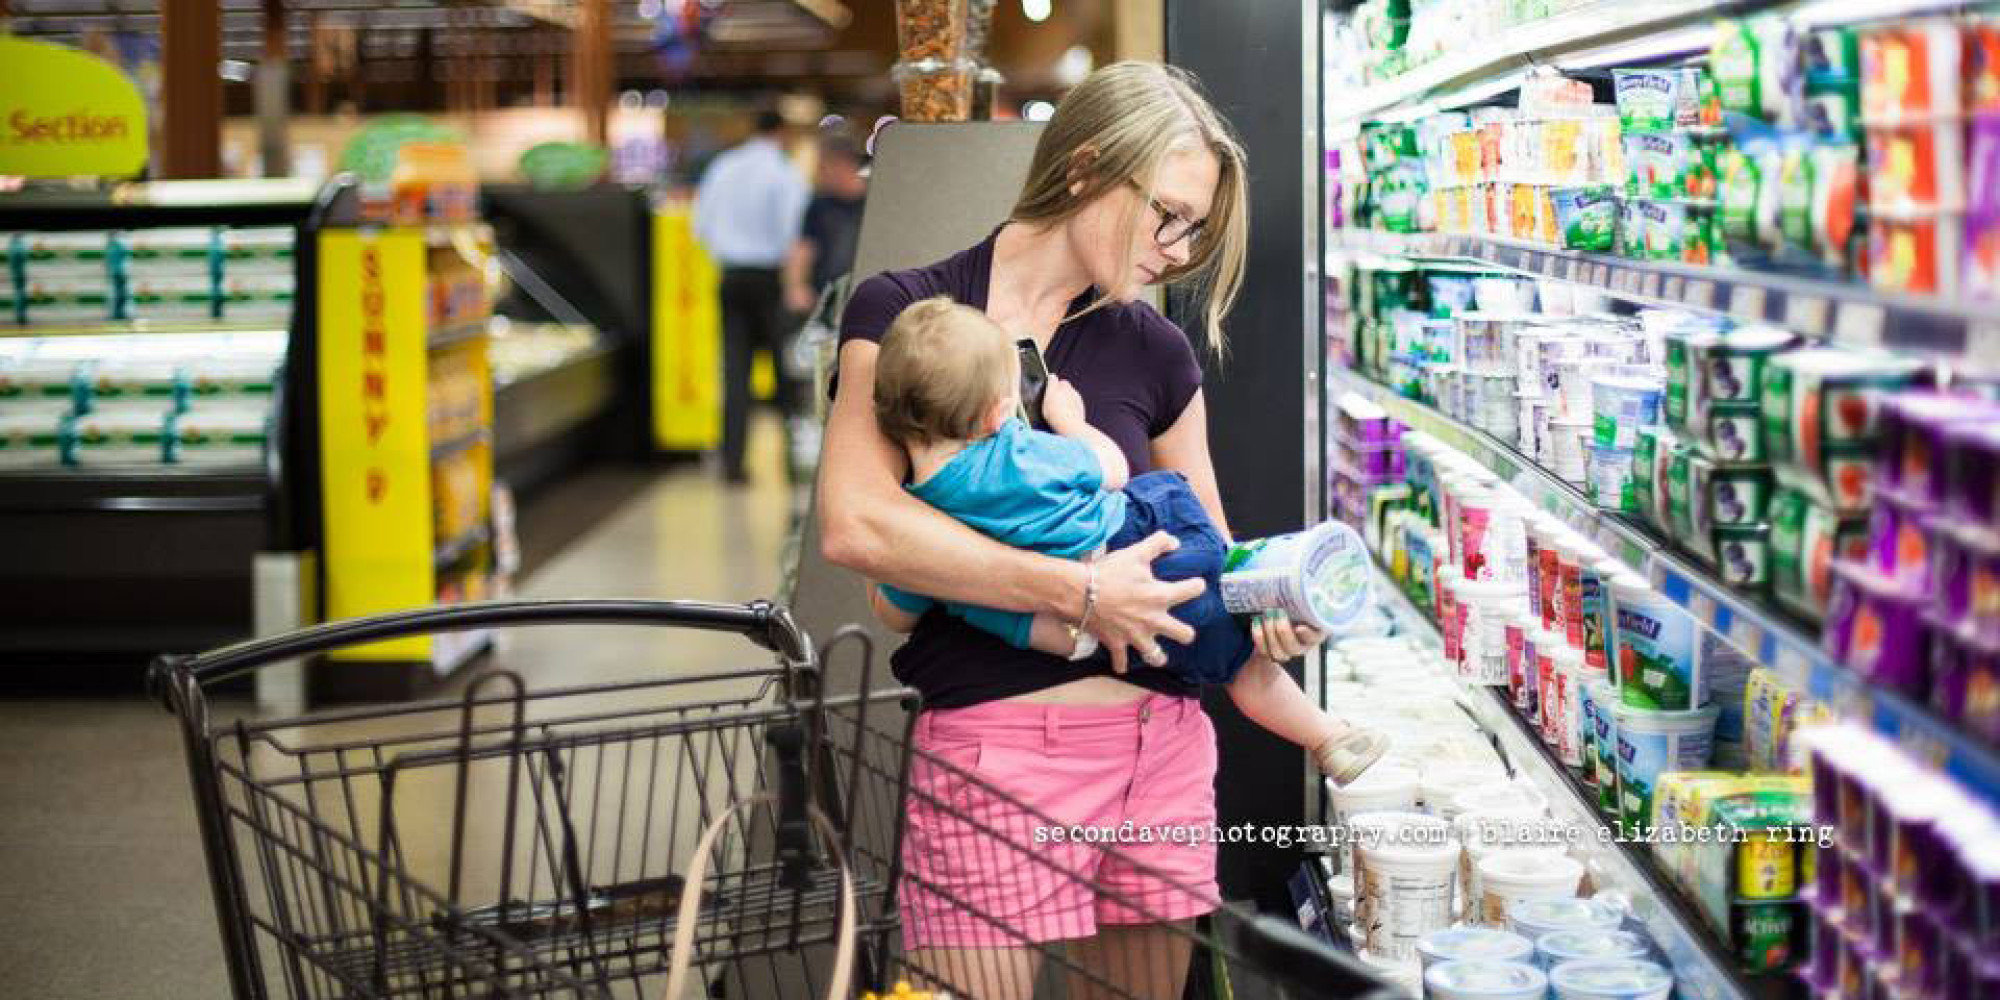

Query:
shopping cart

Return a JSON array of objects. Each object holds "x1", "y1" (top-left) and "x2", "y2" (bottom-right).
[{"x1": 154, "y1": 598, "x2": 1401, "y2": 1000}]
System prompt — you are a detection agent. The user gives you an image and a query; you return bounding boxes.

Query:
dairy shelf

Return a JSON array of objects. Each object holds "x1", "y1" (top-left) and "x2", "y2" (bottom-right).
[
  {"x1": 1325, "y1": 0, "x2": 1992, "y2": 134},
  {"x1": 1365, "y1": 564, "x2": 1804, "y2": 1000},
  {"x1": 1328, "y1": 230, "x2": 2000, "y2": 360},
  {"x1": 1328, "y1": 366, "x2": 2000, "y2": 801}
]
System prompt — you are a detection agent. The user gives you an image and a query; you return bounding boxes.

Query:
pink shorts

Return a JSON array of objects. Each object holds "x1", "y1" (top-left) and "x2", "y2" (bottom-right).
[{"x1": 898, "y1": 693, "x2": 1221, "y2": 949}]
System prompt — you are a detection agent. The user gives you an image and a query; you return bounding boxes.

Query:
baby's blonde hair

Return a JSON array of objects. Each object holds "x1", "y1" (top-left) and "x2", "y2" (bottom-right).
[{"x1": 874, "y1": 296, "x2": 1017, "y2": 448}]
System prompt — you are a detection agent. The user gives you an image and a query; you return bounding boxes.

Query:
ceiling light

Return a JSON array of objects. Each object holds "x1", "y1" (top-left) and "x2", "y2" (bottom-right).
[
  {"x1": 1022, "y1": 0, "x2": 1051, "y2": 23},
  {"x1": 1023, "y1": 100, "x2": 1055, "y2": 121}
]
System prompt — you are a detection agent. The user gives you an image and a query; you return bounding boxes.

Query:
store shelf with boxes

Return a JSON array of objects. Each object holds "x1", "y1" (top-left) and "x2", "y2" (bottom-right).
[{"x1": 1313, "y1": 2, "x2": 2000, "y2": 999}]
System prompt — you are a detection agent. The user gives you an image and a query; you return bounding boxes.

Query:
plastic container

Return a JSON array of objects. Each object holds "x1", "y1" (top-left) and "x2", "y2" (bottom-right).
[
  {"x1": 1424, "y1": 960, "x2": 1549, "y2": 1000},
  {"x1": 1550, "y1": 420, "x2": 1592, "y2": 483},
  {"x1": 1611, "y1": 703, "x2": 1720, "y2": 832},
  {"x1": 1583, "y1": 678, "x2": 1621, "y2": 815},
  {"x1": 1591, "y1": 375, "x2": 1665, "y2": 448},
  {"x1": 1456, "y1": 577, "x2": 1524, "y2": 687},
  {"x1": 1331, "y1": 764, "x2": 1421, "y2": 873},
  {"x1": 1550, "y1": 645, "x2": 1590, "y2": 767},
  {"x1": 1220, "y1": 521, "x2": 1373, "y2": 633},
  {"x1": 1478, "y1": 850, "x2": 1585, "y2": 927},
  {"x1": 1537, "y1": 929, "x2": 1652, "y2": 970},
  {"x1": 1611, "y1": 576, "x2": 1699, "y2": 710},
  {"x1": 1547, "y1": 958, "x2": 1674, "y2": 1000},
  {"x1": 1587, "y1": 443, "x2": 1638, "y2": 513},
  {"x1": 1473, "y1": 277, "x2": 1537, "y2": 313},
  {"x1": 1824, "y1": 562, "x2": 1929, "y2": 696},
  {"x1": 1418, "y1": 927, "x2": 1536, "y2": 972},
  {"x1": 1422, "y1": 762, "x2": 1509, "y2": 819},
  {"x1": 1580, "y1": 558, "x2": 1621, "y2": 671},
  {"x1": 1507, "y1": 897, "x2": 1625, "y2": 941},
  {"x1": 1351, "y1": 811, "x2": 1460, "y2": 960}
]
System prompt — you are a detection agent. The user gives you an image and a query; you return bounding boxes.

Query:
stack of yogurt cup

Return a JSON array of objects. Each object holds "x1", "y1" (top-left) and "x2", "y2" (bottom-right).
[{"x1": 1419, "y1": 902, "x2": 1678, "y2": 1000}]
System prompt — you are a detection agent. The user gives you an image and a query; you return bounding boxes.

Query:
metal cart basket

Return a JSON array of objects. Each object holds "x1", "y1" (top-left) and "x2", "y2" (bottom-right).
[{"x1": 155, "y1": 598, "x2": 1400, "y2": 1000}]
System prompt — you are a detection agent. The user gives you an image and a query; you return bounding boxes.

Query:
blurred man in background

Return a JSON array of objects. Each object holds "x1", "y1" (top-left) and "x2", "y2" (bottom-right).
[
  {"x1": 693, "y1": 108, "x2": 809, "y2": 485},
  {"x1": 778, "y1": 132, "x2": 869, "y2": 483}
]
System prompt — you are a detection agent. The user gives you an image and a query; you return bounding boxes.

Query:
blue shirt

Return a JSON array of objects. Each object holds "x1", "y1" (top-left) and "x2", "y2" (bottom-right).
[
  {"x1": 911, "y1": 418, "x2": 1128, "y2": 558},
  {"x1": 692, "y1": 137, "x2": 809, "y2": 267}
]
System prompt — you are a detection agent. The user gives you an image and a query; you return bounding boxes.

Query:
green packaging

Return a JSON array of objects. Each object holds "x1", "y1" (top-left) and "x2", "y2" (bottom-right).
[
  {"x1": 1715, "y1": 523, "x2": 1771, "y2": 591},
  {"x1": 1719, "y1": 148, "x2": 1763, "y2": 245},
  {"x1": 1712, "y1": 19, "x2": 1762, "y2": 119}
]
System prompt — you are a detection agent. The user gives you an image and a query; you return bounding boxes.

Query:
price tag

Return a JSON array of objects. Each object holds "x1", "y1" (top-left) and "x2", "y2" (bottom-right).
[
  {"x1": 1784, "y1": 294, "x2": 1831, "y2": 337},
  {"x1": 1594, "y1": 264, "x2": 1611, "y2": 286},
  {"x1": 1729, "y1": 285, "x2": 1768, "y2": 321},
  {"x1": 1663, "y1": 276, "x2": 1686, "y2": 302},
  {"x1": 1641, "y1": 272, "x2": 1663, "y2": 299},
  {"x1": 1689, "y1": 591, "x2": 1719, "y2": 628},
  {"x1": 1835, "y1": 301, "x2": 1887, "y2": 347},
  {"x1": 1966, "y1": 318, "x2": 2000, "y2": 370},
  {"x1": 1729, "y1": 617, "x2": 1763, "y2": 653},
  {"x1": 1684, "y1": 280, "x2": 1718, "y2": 310}
]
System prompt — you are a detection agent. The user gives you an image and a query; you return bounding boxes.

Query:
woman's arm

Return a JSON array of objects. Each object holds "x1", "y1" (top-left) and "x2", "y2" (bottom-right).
[
  {"x1": 1149, "y1": 389, "x2": 1232, "y2": 542},
  {"x1": 818, "y1": 339, "x2": 1203, "y2": 671}
]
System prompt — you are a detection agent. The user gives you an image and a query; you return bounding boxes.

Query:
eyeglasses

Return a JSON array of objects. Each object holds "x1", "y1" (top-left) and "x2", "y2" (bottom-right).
[{"x1": 1125, "y1": 178, "x2": 1207, "y2": 248}]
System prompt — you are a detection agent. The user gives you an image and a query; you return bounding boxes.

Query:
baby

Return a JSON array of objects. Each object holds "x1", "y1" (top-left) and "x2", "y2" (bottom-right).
[{"x1": 865, "y1": 296, "x2": 1387, "y2": 784}]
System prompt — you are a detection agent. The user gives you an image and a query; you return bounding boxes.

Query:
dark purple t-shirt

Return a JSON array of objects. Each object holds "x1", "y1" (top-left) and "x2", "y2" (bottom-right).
[{"x1": 838, "y1": 229, "x2": 1206, "y2": 708}]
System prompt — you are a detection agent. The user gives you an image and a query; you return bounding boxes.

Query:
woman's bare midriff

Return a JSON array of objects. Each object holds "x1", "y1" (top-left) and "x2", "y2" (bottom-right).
[{"x1": 1007, "y1": 674, "x2": 1153, "y2": 705}]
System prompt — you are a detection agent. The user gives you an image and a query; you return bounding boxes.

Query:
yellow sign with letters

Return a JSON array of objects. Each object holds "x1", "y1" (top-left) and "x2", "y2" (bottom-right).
[
  {"x1": 652, "y1": 208, "x2": 723, "y2": 450},
  {"x1": 0, "y1": 36, "x2": 150, "y2": 178},
  {"x1": 318, "y1": 229, "x2": 434, "y2": 661}
]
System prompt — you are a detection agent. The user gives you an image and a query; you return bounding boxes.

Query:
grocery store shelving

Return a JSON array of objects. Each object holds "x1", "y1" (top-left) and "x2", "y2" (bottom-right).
[
  {"x1": 1327, "y1": 230, "x2": 2000, "y2": 359},
  {"x1": 427, "y1": 317, "x2": 492, "y2": 351},
  {"x1": 1326, "y1": 0, "x2": 1991, "y2": 134},
  {"x1": 1367, "y1": 564, "x2": 1803, "y2": 1000},
  {"x1": 1331, "y1": 365, "x2": 2000, "y2": 801}
]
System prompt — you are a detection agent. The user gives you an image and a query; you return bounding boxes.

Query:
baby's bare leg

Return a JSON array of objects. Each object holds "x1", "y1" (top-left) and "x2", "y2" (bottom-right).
[{"x1": 1224, "y1": 656, "x2": 1346, "y2": 750}]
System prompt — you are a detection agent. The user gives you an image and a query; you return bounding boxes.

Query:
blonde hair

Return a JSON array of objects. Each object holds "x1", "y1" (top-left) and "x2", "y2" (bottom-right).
[
  {"x1": 874, "y1": 297, "x2": 1017, "y2": 447},
  {"x1": 1010, "y1": 61, "x2": 1249, "y2": 358}
]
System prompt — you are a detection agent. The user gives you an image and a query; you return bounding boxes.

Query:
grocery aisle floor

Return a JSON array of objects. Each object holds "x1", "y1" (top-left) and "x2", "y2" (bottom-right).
[{"x1": 0, "y1": 419, "x2": 804, "y2": 999}]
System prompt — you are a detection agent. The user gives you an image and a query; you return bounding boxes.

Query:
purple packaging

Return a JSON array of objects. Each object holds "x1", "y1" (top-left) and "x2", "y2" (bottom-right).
[
  {"x1": 1826, "y1": 562, "x2": 1931, "y2": 697},
  {"x1": 1335, "y1": 435, "x2": 1406, "y2": 477},
  {"x1": 1333, "y1": 392, "x2": 1401, "y2": 444},
  {"x1": 1880, "y1": 394, "x2": 2000, "y2": 506},
  {"x1": 1866, "y1": 488, "x2": 1940, "y2": 587},
  {"x1": 1932, "y1": 626, "x2": 2000, "y2": 744},
  {"x1": 1807, "y1": 908, "x2": 1839, "y2": 990},
  {"x1": 1944, "y1": 422, "x2": 2000, "y2": 535},
  {"x1": 1969, "y1": 113, "x2": 1999, "y2": 301},
  {"x1": 1894, "y1": 906, "x2": 1943, "y2": 999}
]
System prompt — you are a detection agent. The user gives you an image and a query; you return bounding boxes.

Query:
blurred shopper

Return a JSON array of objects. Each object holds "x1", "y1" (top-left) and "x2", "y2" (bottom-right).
[
  {"x1": 779, "y1": 132, "x2": 870, "y2": 480},
  {"x1": 693, "y1": 109, "x2": 809, "y2": 485}
]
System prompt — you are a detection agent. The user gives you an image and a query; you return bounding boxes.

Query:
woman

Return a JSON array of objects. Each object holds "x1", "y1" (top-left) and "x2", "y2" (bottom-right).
[{"x1": 818, "y1": 63, "x2": 1317, "y2": 998}]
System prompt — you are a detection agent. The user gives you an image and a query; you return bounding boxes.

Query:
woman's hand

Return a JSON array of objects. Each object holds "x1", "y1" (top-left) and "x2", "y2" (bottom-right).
[
  {"x1": 1089, "y1": 532, "x2": 1205, "y2": 674},
  {"x1": 1249, "y1": 610, "x2": 1324, "y2": 664}
]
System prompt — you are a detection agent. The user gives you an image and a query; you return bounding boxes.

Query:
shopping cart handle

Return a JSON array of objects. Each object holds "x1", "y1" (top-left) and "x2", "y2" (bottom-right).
[{"x1": 149, "y1": 598, "x2": 812, "y2": 693}]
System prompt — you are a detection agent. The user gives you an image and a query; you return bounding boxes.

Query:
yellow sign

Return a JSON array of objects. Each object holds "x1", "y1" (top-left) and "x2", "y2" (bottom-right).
[
  {"x1": 0, "y1": 36, "x2": 149, "y2": 179},
  {"x1": 652, "y1": 208, "x2": 723, "y2": 450},
  {"x1": 318, "y1": 230, "x2": 434, "y2": 660}
]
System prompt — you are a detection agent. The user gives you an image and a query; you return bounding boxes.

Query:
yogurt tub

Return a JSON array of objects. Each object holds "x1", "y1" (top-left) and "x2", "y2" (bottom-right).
[
  {"x1": 1612, "y1": 575, "x2": 1701, "y2": 710},
  {"x1": 1591, "y1": 375, "x2": 1665, "y2": 448},
  {"x1": 1662, "y1": 326, "x2": 1723, "y2": 435},
  {"x1": 1541, "y1": 644, "x2": 1582, "y2": 749},
  {"x1": 1550, "y1": 645, "x2": 1591, "y2": 767},
  {"x1": 1512, "y1": 616, "x2": 1545, "y2": 716},
  {"x1": 1537, "y1": 929, "x2": 1652, "y2": 969},
  {"x1": 1943, "y1": 421, "x2": 2000, "y2": 529},
  {"x1": 1456, "y1": 577, "x2": 1525, "y2": 686},
  {"x1": 1705, "y1": 466, "x2": 1771, "y2": 526},
  {"x1": 1586, "y1": 443, "x2": 1638, "y2": 513},
  {"x1": 1418, "y1": 927, "x2": 1537, "y2": 971},
  {"x1": 1331, "y1": 764, "x2": 1421, "y2": 870},
  {"x1": 1584, "y1": 678, "x2": 1621, "y2": 814},
  {"x1": 1507, "y1": 897, "x2": 1626, "y2": 941},
  {"x1": 1703, "y1": 401, "x2": 1766, "y2": 464},
  {"x1": 1474, "y1": 277, "x2": 1538, "y2": 313},
  {"x1": 1424, "y1": 960, "x2": 1549, "y2": 1000},
  {"x1": 1350, "y1": 811, "x2": 1461, "y2": 960},
  {"x1": 1933, "y1": 622, "x2": 2000, "y2": 743},
  {"x1": 1518, "y1": 394, "x2": 1550, "y2": 459},
  {"x1": 1580, "y1": 558, "x2": 1622, "y2": 671},
  {"x1": 1760, "y1": 349, "x2": 1928, "y2": 513},
  {"x1": 1878, "y1": 392, "x2": 2000, "y2": 508},
  {"x1": 1219, "y1": 520, "x2": 1373, "y2": 633},
  {"x1": 1700, "y1": 326, "x2": 1798, "y2": 406},
  {"x1": 1611, "y1": 702, "x2": 1719, "y2": 833},
  {"x1": 1865, "y1": 486, "x2": 1939, "y2": 584},
  {"x1": 1422, "y1": 762, "x2": 1510, "y2": 818},
  {"x1": 1478, "y1": 849, "x2": 1585, "y2": 927},
  {"x1": 1550, "y1": 420, "x2": 1592, "y2": 483},
  {"x1": 1824, "y1": 562, "x2": 1929, "y2": 696},
  {"x1": 1572, "y1": 661, "x2": 1611, "y2": 784},
  {"x1": 1714, "y1": 523, "x2": 1771, "y2": 592},
  {"x1": 1769, "y1": 486, "x2": 1870, "y2": 621},
  {"x1": 1537, "y1": 280, "x2": 1577, "y2": 317},
  {"x1": 1547, "y1": 958, "x2": 1673, "y2": 1000}
]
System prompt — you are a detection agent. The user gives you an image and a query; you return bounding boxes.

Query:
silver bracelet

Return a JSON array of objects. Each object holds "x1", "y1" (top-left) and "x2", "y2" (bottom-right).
[{"x1": 1068, "y1": 559, "x2": 1099, "y2": 643}]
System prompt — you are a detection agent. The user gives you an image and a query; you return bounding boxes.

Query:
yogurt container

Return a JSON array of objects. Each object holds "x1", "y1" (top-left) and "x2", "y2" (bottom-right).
[
  {"x1": 1457, "y1": 577, "x2": 1525, "y2": 687},
  {"x1": 1424, "y1": 960, "x2": 1549, "y2": 1000},
  {"x1": 1760, "y1": 349, "x2": 1928, "y2": 513},
  {"x1": 1663, "y1": 325, "x2": 1723, "y2": 436},
  {"x1": 1701, "y1": 401, "x2": 1766, "y2": 465},
  {"x1": 1704, "y1": 466, "x2": 1770, "y2": 526},
  {"x1": 1478, "y1": 850, "x2": 1585, "y2": 927},
  {"x1": 1507, "y1": 897, "x2": 1626, "y2": 941},
  {"x1": 1536, "y1": 929, "x2": 1652, "y2": 970},
  {"x1": 1611, "y1": 702, "x2": 1720, "y2": 833},
  {"x1": 1770, "y1": 486, "x2": 1870, "y2": 621},
  {"x1": 1879, "y1": 393, "x2": 2000, "y2": 508},
  {"x1": 1549, "y1": 645, "x2": 1589, "y2": 767},
  {"x1": 1715, "y1": 524, "x2": 1771, "y2": 592},
  {"x1": 1220, "y1": 520, "x2": 1373, "y2": 633},
  {"x1": 1417, "y1": 927, "x2": 1537, "y2": 972},
  {"x1": 1699, "y1": 326, "x2": 1797, "y2": 408},
  {"x1": 1583, "y1": 678, "x2": 1621, "y2": 815},
  {"x1": 1547, "y1": 958, "x2": 1673, "y2": 1000},
  {"x1": 1611, "y1": 576, "x2": 1699, "y2": 710},
  {"x1": 1824, "y1": 562, "x2": 1929, "y2": 696},
  {"x1": 1586, "y1": 443, "x2": 1638, "y2": 513},
  {"x1": 1591, "y1": 375, "x2": 1665, "y2": 448},
  {"x1": 1579, "y1": 558, "x2": 1620, "y2": 671},
  {"x1": 1351, "y1": 811, "x2": 1460, "y2": 960},
  {"x1": 1550, "y1": 419, "x2": 1592, "y2": 484}
]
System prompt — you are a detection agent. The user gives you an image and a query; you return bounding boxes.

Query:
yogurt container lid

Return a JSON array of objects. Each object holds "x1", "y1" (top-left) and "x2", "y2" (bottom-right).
[
  {"x1": 1509, "y1": 897, "x2": 1626, "y2": 933},
  {"x1": 1610, "y1": 700, "x2": 1721, "y2": 724},
  {"x1": 1455, "y1": 576, "x2": 1527, "y2": 601},
  {"x1": 1712, "y1": 326, "x2": 1797, "y2": 353},
  {"x1": 1418, "y1": 927, "x2": 1537, "y2": 965},
  {"x1": 1425, "y1": 960, "x2": 1548, "y2": 997},
  {"x1": 1547, "y1": 958, "x2": 1673, "y2": 997},
  {"x1": 1590, "y1": 374, "x2": 1666, "y2": 393},
  {"x1": 1479, "y1": 849, "x2": 1583, "y2": 880}
]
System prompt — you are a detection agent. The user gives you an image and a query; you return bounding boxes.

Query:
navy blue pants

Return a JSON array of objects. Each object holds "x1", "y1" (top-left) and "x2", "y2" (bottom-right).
[{"x1": 1100, "y1": 471, "x2": 1254, "y2": 685}]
